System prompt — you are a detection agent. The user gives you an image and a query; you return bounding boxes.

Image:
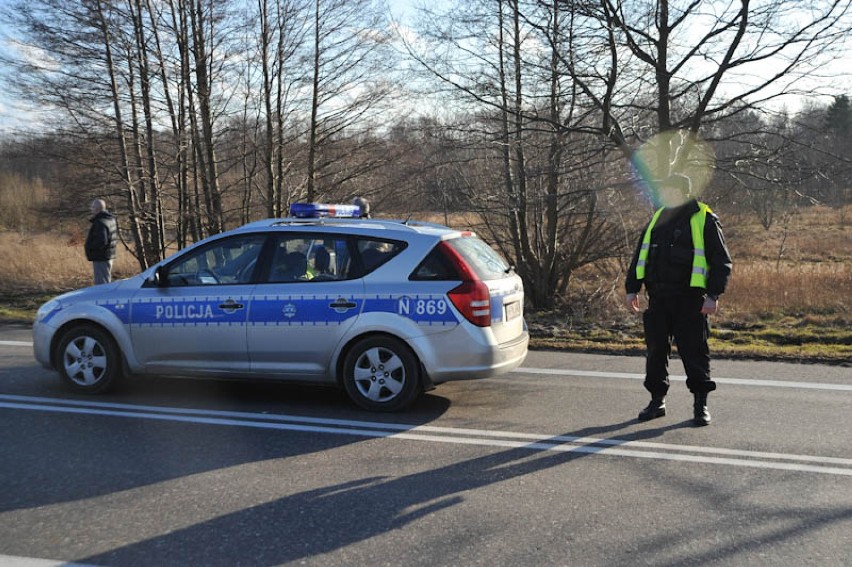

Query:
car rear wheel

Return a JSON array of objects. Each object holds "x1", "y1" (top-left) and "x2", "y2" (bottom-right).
[
  {"x1": 56, "y1": 324, "x2": 122, "y2": 393},
  {"x1": 342, "y1": 336, "x2": 421, "y2": 412}
]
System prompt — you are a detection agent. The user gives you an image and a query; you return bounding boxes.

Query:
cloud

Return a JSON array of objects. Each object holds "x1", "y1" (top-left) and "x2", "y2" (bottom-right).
[{"x1": 8, "y1": 39, "x2": 60, "y2": 72}]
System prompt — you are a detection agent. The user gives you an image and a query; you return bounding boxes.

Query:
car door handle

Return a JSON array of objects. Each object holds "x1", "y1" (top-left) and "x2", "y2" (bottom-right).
[
  {"x1": 329, "y1": 298, "x2": 357, "y2": 310},
  {"x1": 218, "y1": 299, "x2": 245, "y2": 311}
]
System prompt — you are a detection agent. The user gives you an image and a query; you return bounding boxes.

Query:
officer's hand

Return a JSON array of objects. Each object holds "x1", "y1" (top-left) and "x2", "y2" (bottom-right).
[
  {"x1": 701, "y1": 296, "x2": 718, "y2": 315},
  {"x1": 625, "y1": 293, "x2": 640, "y2": 313}
]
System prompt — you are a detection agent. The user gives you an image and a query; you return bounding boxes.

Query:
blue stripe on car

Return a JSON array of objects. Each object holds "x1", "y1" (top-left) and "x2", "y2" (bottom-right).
[
  {"x1": 364, "y1": 294, "x2": 458, "y2": 325},
  {"x1": 126, "y1": 294, "x2": 460, "y2": 327},
  {"x1": 250, "y1": 295, "x2": 358, "y2": 326},
  {"x1": 97, "y1": 300, "x2": 131, "y2": 324},
  {"x1": 131, "y1": 298, "x2": 248, "y2": 327}
]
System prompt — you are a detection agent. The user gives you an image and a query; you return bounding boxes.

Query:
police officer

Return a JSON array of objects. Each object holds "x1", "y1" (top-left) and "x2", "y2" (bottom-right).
[
  {"x1": 625, "y1": 175, "x2": 732, "y2": 426},
  {"x1": 352, "y1": 196, "x2": 371, "y2": 218},
  {"x1": 84, "y1": 198, "x2": 118, "y2": 285}
]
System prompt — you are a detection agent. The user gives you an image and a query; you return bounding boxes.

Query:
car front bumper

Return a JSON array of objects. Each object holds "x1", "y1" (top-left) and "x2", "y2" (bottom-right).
[{"x1": 32, "y1": 321, "x2": 57, "y2": 370}]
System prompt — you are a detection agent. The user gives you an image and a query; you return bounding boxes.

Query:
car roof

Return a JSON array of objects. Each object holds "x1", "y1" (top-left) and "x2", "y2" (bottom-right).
[{"x1": 227, "y1": 217, "x2": 468, "y2": 240}]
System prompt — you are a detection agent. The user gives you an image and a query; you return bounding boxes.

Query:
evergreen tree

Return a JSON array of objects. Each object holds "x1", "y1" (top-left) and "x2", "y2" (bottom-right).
[{"x1": 825, "y1": 95, "x2": 852, "y2": 138}]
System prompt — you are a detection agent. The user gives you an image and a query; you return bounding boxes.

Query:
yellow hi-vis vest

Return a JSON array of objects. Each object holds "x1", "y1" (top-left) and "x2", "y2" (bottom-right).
[{"x1": 636, "y1": 202, "x2": 711, "y2": 289}]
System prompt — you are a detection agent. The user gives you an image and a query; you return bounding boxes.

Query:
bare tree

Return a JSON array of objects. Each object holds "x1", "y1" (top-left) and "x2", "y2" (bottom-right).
[
  {"x1": 402, "y1": 0, "x2": 852, "y2": 305},
  {"x1": 305, "y1": 0, "x2": 397, "y2": 201},
  {"x1": 3, "y1": 0, "x2": 159, "y2": 268},
  {"x1": 248, "y1": 0, "x2": 310, "y2": 217},
  {"x1": 402, "y1": 0, "x2": 628, "y2": 307},
  {"x1": 3, "y1": 0, "x2": 245, "y2": 266},
  {"x1": 555, "y1": 1, "x2": 852, "y2": 171}
]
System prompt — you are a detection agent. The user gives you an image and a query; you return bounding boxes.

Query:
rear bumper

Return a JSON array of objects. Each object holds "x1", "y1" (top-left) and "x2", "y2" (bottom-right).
[{"x1": 416, "y1": 329, "x2": 529, "y2": 383}]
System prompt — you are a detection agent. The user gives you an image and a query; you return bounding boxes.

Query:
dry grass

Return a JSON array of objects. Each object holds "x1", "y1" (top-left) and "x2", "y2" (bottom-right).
[
  {"x1": 530, "y1": 204, "x2": 851, "y2": 363},
  {"x1": 0, "y1": 204, "x2": 849, "y2": 363},
  {"x1": 719, "y1": 205, "x2": 851, "y2": 319},
  {"x1": 4, "y1": 207, "x2": 847, "y2": 315},
  {"x1": 0, "y1": 172, "x2": 51, "y2": 232},
  {"x1": 0, "y1": 231, "x2": 139, "y2": 292},
  {"x1": 723, "y1": 260, "x2": 850, "y2": 317},
  {"x1": 724, "y1": 206, "x2": 852, "y2": 261}
]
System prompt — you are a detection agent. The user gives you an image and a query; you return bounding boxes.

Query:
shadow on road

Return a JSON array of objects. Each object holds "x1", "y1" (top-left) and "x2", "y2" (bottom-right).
[
  {"x1": 73, "y1": 414, "x2": 715, "y2": 565},
  {"x1": 0, "y1": 374, "x2": 452, "y2": 516}
]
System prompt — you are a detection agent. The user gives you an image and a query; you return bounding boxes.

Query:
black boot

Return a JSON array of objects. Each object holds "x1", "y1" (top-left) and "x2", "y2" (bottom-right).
[
  {"x1": 693, "y1": 393, "x2": 711, "y2": 426},
  {"x1": 638, "y1": 397, "x2": 666, "y2": 421}
]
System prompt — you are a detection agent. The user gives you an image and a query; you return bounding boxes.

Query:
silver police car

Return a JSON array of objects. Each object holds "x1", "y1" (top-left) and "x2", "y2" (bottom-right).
[{"x1": 33, "y1": 204, "x2": 528, "y2": 411}]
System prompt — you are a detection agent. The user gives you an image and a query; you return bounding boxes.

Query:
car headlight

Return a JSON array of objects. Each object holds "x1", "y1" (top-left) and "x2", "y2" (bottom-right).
[{"x1": 36, "y1": 299, "x2": 62, "y2": 322}]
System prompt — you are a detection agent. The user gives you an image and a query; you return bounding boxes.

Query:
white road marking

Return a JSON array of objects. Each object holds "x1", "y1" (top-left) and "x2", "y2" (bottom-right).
[
  {"x1": 2, "y1": 338, "x2": 850, "y2": 391},
  {"x1": 0, "y1": 340, "x2": 32, "y2": 347},
  {"x1": 0, "y1": 554, "x2": 93, "y2": 566},
  {"x1": 2, "y1": 394, "x2": 851, "y2": 477},
  {"x1": 514, "y1": 367, "x2": 852, "y2": 391}
]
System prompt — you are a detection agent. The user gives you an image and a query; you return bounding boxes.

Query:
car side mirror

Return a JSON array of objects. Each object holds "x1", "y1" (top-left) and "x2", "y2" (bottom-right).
[{"x1": 147, "y1": 265, "x2": 168, "y2": 287}]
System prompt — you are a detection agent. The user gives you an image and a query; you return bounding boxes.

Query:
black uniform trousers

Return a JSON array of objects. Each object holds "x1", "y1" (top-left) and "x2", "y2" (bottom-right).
[{"x1": 642, "y1": 292, "x2": 717, "y2": 397}]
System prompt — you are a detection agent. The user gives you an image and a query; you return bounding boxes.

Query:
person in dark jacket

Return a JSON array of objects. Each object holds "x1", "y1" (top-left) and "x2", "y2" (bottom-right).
[
  {"x1": 625, "y1": 176, "x2": 732, "y2": 426},
  {"x1": 352, "y1": 196, "x2": 371, "y2": 218},
  {"x1": 84, "y1": 198, "x2": 118, "y2": 285}
]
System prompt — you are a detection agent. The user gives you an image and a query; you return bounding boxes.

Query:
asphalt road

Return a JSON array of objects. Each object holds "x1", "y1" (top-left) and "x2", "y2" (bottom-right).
[{"x1": 1, "y1": 324, "x2": 851, "y2": 567}]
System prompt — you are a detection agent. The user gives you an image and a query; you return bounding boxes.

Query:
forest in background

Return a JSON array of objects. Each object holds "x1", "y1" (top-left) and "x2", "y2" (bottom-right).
[{"x1": 0, "y1": 0, "x2": 851, "y2": 318}]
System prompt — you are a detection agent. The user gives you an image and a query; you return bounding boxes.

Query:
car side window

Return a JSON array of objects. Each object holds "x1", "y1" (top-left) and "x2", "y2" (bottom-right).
[
  {"x1": 411, "y1": 246, "x2": 460, "y2": 281},
  {"x1": 354, "y1": 238, "x2": 406, "y2": 275},
  {"x1": 166, "y1": 235, "x2": 267, "y2": 286},
  {"x1": 265, "y1": 235, "x2": 355, "y2": 283}
]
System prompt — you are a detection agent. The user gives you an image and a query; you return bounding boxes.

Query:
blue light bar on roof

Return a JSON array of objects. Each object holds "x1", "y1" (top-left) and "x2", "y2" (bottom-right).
[{"x1": 289, "y1": 203, "x2": 361, "y2": 219}]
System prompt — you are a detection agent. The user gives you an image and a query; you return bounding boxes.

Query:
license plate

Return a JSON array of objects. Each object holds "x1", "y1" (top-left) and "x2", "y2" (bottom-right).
[{"x1": 504, "y1": 300, "x2": 521, "y2": 321}]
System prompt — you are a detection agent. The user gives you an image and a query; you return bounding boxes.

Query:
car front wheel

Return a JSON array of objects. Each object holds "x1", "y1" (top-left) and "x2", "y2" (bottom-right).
[
  {"x1": 342, "y1": 336, "x2": 421, "y2": 412},
  {"x1": 56, "y1": 324, "x2": 122, "y2": 393}
]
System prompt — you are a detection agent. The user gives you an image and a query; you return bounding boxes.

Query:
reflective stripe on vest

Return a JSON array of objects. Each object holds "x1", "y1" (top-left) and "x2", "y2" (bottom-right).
[{"x1": 635, "y1": 202, "x2": 712, "y2": 289}]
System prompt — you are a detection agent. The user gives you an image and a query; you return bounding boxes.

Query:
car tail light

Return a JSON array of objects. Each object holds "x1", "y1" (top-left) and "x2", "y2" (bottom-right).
[{"x1": 439, "y1": 241, "x2": 491, "y2": 327}]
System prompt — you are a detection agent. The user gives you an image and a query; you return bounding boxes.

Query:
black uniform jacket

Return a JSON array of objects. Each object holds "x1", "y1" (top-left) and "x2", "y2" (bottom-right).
[{"x1": 625, "y1": 200, "x2": 732, "y2": 298}]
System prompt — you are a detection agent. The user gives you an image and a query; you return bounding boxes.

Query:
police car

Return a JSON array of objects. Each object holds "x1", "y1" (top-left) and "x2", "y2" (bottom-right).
[{"x1": 33, "y1": 204, "x2": 529, "y2": 411}]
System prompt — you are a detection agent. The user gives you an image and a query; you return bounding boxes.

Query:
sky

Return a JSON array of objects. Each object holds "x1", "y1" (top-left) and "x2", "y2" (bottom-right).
[
  {"x1": 1, "y1": 0, "x2": 850, "y2": 138},
  {"x1": 0, "y1": 0, "x2": 425, "y2": 136},
  {"x1": 0, "y1": 9, "x2": 27, "y2": 135}
]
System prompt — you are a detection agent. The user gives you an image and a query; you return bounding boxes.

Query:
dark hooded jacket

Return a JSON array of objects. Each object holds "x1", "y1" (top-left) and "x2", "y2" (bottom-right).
[{"x1": 85, "y1": 211, "x2": 118, "y2": 262}]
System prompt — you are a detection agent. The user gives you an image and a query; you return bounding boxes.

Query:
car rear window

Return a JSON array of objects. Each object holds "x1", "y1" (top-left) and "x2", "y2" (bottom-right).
[
  {"x1": 445, "y1": 236, "x2": 511, "y2": 280},
  {"x1": 447, "y1": 236, "x2": 510, "y2": 280}
]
